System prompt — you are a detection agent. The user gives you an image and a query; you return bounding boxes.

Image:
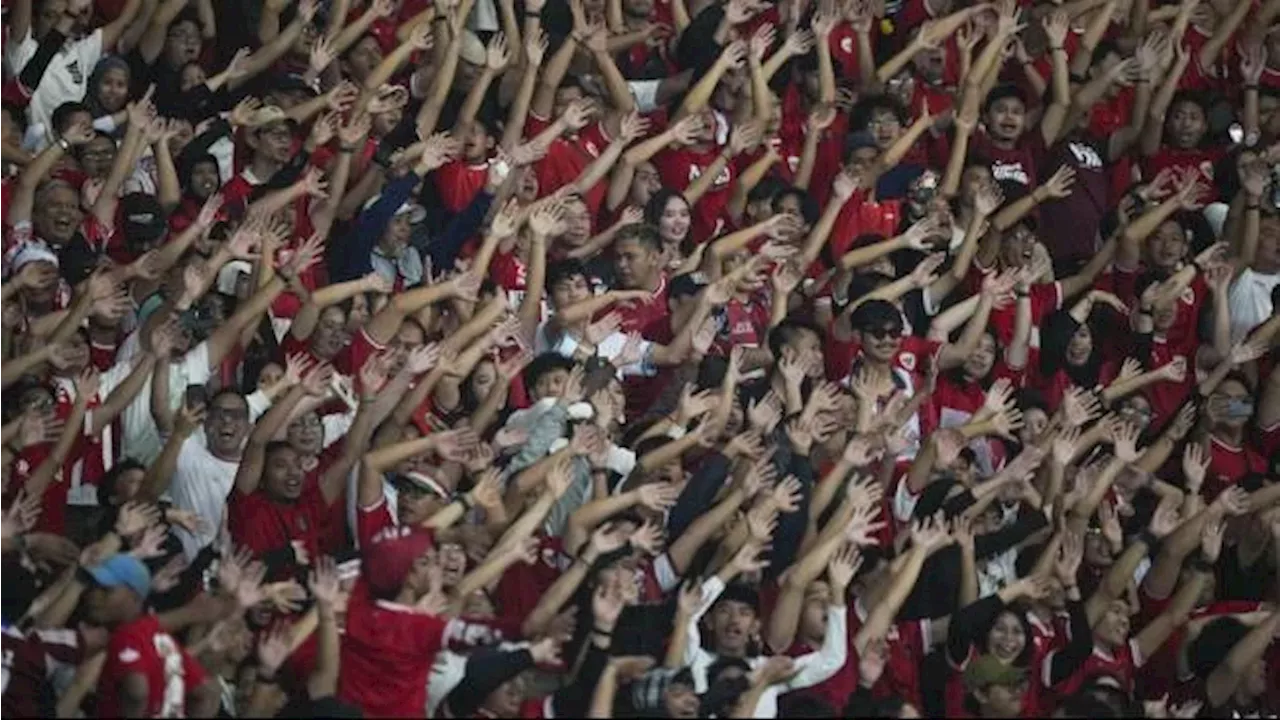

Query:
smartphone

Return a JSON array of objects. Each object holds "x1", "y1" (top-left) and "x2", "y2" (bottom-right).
[{"x1": 184, "y1": 384, "x2": 208, "y2": 410}]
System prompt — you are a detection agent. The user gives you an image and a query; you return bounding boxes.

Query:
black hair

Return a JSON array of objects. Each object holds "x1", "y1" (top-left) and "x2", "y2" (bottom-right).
[
  {"x1": 180, "y1": 153, "x2": 221, "y2": 197},
  {"x1": 847, "y1": 299, "x2": 903, "y2": 334},
  {"x1": 978, "y1": 602, "x2": 1036, "y2": 667},
  {"x1": 845, "y1": 269, "x2": 895, "y2": 308},
  {"x1": 1078, "y1": 678, "x2": 1135, "y2": 717},
  {"x1": 1217, "y1": 369, "x2": 1256, "y2": 395},
  {"x1": 1188, "y1": 616, "x2": 1249, "y2": 678},
  {"x1": 777, "y1": 694, "x2": 837, "y2": 718},
  {"x1": 1052, "y1": 693, "x2": 1125, "y2": 718},
  {"x1": 851, "y1": 94, "x2": 909, "y2": 132},
  {"x1": 644, "y1": 188, "x2": 690, "y2": 231},
  {"x1": 547, "y1": 258, "x2": 589, "y2": 293},
  {"x1": 98, "y1": 459, "x2": 147, "y2": 506},
  {"x1": 1163, "y1": 90, "x2": 1211, "y2": 147},
  {"x1": 766, "y1": 317, "x2": 824, "y2": 361},
  {"x1": 1, "y1": 102, "x2": 26, "y2": 133},
  {"x1": 1090, "y1": 38, "x2": 1122, "y2": 68},
  {"x1": 983, "y1": 83, "x2": 1028, "y2": 115},
  {"x1": 771, "y1": 185, "x2": 820, "y2": 226},
  {"x1": 748, "y1": 177, "x2": 786, "y2": 207},
  {"x1": 614, "y1": 222, "x2": 664, "y2": 254},
  {"x1": 342, "y1": 31, "x2": 382, "y2": 60},
  {"x1": 51, "y1": 101, "x2": 91, "y2": 135},
  {"x1": 523, "y1": 353, "x2": 576, "y2": 392},
  {"x1": 208, "y1": 386, "x2": 247, "y2": 409},
  {"x1": 1014, "y1": 387, "x2": 1048, "y2": 415}
]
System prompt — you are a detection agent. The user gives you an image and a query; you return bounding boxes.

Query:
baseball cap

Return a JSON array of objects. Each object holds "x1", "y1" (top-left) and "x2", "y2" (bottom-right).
[
  {"x1": 86, "y1": 554, "x2": 152, "y2": 599},
  {"x1": 846, "y1": 130, "x2": 879, "y2": 153},
  {"x1": 274, "y1": 72, "x2": 321, "y2": 97},
  {"x1": 390, "y1": 471, "x2": 449, "y2": 498},
  {"x1": 362, "y1": 193, "x2": 427, "y2": 223},
  {"x1": 8, "y1": 242, "x2": 60, "y2": 274},
  {"x1": 361, "y1": 527, "x2": 436, "y2": 598},
  {"x1": 459, "y1": 31, "x2": 486, "y2": 66},
  {"x1": 963, "y1": 654, "x2": 1028, "y2": 693},
  {"x1": 120, "y1": 192, "x2": 167, "y2": 247},
  {"x1": 246, "y1": 104, "x2": 294, "y2": 129}
]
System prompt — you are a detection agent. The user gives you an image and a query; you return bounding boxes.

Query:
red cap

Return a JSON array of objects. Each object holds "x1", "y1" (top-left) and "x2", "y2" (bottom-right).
[{"x1": 361, "y1": 526, "x2": 435, "y2": 598}]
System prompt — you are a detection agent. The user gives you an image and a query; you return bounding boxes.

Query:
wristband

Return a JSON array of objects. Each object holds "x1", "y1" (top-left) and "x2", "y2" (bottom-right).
[
  {"x1": 56, "y1": 136, "x2": 71, "y2": 152},
  {"x1": 524, "y1": 10, "x2": 541, "y2": 18},
  {"x1": 455, "y1": 493, "x2": 475, "y2": 512},
  {"x1": 1050, "y1": 45, "x2": 1065, "y2": 52},
  {"x1": 1244, "y1": 83, "x2": 1259, "y2": 91},
  {"x1": 1246, "y1": 202, "x2": 1261, "y2": 211},
  {"x1": 592, "y1": 626, "x2": 613, "y2": 636},
  {"x1": 339, "y1": 143, "x2": 359, "y2": 153}
]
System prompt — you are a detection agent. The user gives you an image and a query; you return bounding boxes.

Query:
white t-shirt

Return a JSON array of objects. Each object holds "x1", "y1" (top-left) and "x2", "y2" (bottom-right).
[
  {"x1": 168, "y1": 434, "x2": 240, "y2": 559},
  {"x1": 118, "y1": 338, "x2": 213, "y2": 465},
  {"x1": 6, "y1": 29, "x2": 105, "y2": 133},
  {"x1": 1227, "y1": 267, "x2": 1279, "y2": 343}
]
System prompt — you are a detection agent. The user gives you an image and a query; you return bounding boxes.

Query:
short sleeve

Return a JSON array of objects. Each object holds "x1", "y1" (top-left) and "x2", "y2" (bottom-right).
[
  {"x1": 5, "y1": 30, "x2": 38, "y2": 75},
  {"x1": 75, "y1": 30, "x2": 106, "y2": 73},
  {"x1": 179, "y1": 341, "x2": 212, "y2": 386}
]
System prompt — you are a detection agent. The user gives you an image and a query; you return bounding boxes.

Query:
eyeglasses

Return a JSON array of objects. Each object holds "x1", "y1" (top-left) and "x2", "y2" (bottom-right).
[{"x1": 864, "y1": 325, "x2": 902, "y2": 340}]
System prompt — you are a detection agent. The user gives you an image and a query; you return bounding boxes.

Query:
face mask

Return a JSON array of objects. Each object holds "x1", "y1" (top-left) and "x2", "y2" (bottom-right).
[{"x1": 1224, "y1": 399, "x2": 1254, "y2": 419}]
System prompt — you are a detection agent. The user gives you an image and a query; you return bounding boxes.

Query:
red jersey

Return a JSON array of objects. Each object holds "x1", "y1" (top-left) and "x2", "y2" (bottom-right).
[
  {"x1": 856, "y1": 606, "x2": 931, "y2": 710},
  {"x1": 337, "y1": 579, "x2": 453, "y2": 717},
  {"x1": 434, "y1": 158, "x2": 491, "y2": 214},
  {"x1": 710, "y1": 294, "x2": 771, "y2": 356},
  {"x1": 493, "y1": 535, "x2": 568, "y2": 624},
  {"x1": 2, "y1": 627, "x2": 81, "y2": 718},
  {"x1": 825, "y1": 191, "x2": 904, "y2": 259},
  {"x1": 1202, "y1": 434, "x2": 1266, "y2": 502},
  {"x1": 1049, "y1": 639, "x2": 1142, "y2": 700},
  {"x1": 1141, "y1": 147, "x2": 1225, "y2": 204},
  {"x1": 524, "y1": 113, "x2": 612, "y2": 223},
  {"x1": 355, "y1": 497, "x2": 396, "y2": 550},
  {"x1": 227, "y1": 448, "x2": 344, "y2": 573},
  {"x1": 95, "y1": 615, "x2": 208, "y2": 718},
  {"x1": 609, "y1": 274, "x2": 671, "y2": 338},
  {"x1": 653, "y1": 145, "x2": 736, "y2": 242}
]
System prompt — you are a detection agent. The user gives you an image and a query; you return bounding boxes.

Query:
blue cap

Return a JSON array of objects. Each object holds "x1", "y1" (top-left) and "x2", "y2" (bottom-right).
[{"x1": 86, "y1": 554, "x2": 151, "y2": 599}]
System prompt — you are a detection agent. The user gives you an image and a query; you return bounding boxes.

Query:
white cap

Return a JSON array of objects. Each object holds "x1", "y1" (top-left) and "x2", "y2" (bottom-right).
[{"x1": 8, "y1": 242, "x2": 59, "y2": 274}]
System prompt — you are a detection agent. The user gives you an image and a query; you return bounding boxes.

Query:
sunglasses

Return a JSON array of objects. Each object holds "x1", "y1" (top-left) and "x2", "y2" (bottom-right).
[{"x1": 864, "y1": 325, "x2": 902, "y2": 340}]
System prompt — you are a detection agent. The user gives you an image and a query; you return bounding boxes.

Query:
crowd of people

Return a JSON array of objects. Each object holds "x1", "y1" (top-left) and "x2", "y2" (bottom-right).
[{"x1": 1, "y1": 0, "x2": 1279, "y2": 716}]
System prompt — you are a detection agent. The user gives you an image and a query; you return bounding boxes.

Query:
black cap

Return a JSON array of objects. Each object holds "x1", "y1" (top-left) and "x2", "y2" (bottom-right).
[
  {"x1": 274, "y1": 72, "x2": 321, "y2": 97},
  {"x1": 120, "y1": 192, "x2": 167, "y2": 249}
]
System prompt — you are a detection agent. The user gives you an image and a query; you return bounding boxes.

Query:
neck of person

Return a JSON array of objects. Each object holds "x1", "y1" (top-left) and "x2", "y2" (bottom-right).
[
  {"x1": 1252, "y1": 256, "x2": 1280, "y2": 275},
  {"x1": 207, "y1": 443, "x2": 243, "y2": 463},
  {"x1": 1213, "y1": 424, "x2": 1244, "y2": 446},
  {"x1": 249, "y1": 155, "x2": 283, "y2": 182}
]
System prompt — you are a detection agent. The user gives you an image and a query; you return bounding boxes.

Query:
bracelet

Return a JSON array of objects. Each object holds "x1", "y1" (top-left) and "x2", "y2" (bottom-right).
[
  {"x1": 1244, "y1": 83, "x2": 1259, "y2": 91},
  {"x1": 339, "y1": 143, "x2": 359, "y2": 153},
  {"x1": 455, "y1": 493, "x2": 475, "y2": 512},
  {"x1": 1136, "y1": 529, "x2": 1161, "y2": 552},
  {"x1": 1050, "y1": 45, "x2": 1065, "y2": 52},
  {"x1": 524, "y1": 10, "x2": 541, "y2": 18},
  {"x1": 1246, "y1": 202, "x2": 1261, "y2": 211},
  {"x1": 592, "y1": 626, "x2": 614, "y2": 636},
  {"x1": 56, "y1": 136, "x2": 71, "y2": 151}
]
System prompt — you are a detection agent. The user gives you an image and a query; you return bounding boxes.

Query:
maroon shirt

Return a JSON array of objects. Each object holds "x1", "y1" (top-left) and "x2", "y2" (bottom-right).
[
  {"x1": 2, "y1": 627, "x2": 82, "y2": 718},
  {"x1": 1038, "y1": 134, "x2": 1111, "y2": 269}
]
